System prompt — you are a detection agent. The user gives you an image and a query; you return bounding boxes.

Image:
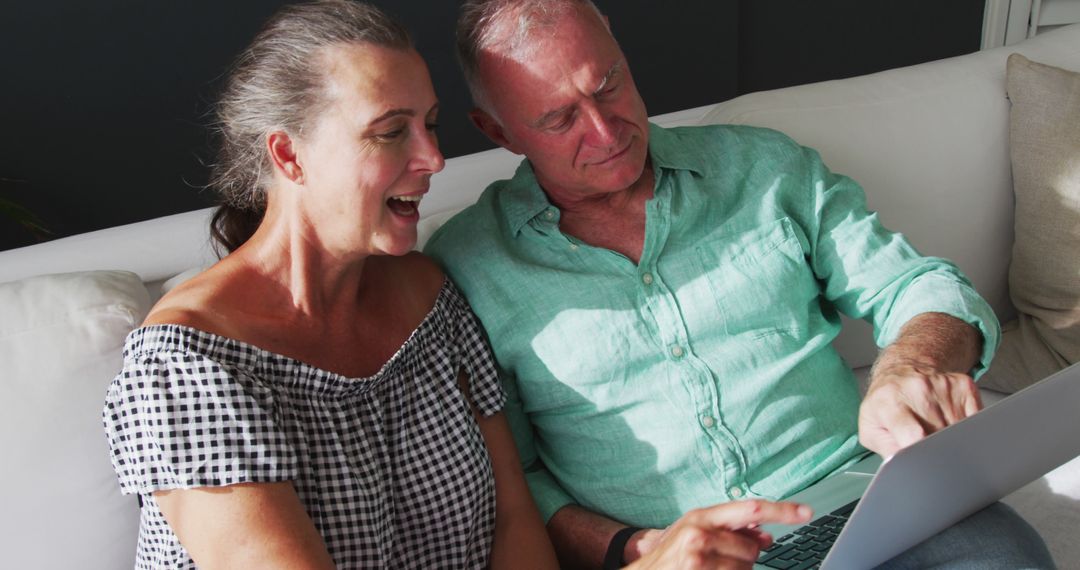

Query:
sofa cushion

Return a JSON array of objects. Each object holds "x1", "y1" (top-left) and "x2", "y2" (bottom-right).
[
  {"x1": 696, "y1": 42, "x2": 1020, "y2": 370},
  {"x1": 980, "y1": 55, "x2": 1080, "y2": 393},
  {"x1": 0, "y1": 271, "x2": 149, "y2": 569},
  {"x1": 695, "y1": 25, "x2": 1080, "y2": 371}
]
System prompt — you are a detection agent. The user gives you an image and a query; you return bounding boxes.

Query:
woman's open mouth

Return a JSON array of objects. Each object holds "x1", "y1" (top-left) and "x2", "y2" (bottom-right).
[{"x1": 387, "y1": 194, "x2": 423, "y2": 218}]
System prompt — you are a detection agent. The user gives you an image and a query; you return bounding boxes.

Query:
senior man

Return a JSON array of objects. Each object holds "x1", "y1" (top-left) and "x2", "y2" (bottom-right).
[{"x1": 425, "y1": 1, "x2": 1053, "y2": 568}]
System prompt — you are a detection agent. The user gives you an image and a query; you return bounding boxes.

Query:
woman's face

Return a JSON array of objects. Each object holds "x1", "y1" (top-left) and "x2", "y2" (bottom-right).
[{"x1": 296, "y1": 44, "x2": 444, "y2": 257}]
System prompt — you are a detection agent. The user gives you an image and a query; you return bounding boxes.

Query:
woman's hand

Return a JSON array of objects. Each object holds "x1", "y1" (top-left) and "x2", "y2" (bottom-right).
[{"x1": 624, "y1": 500, "x2": 812, "y2": 569}]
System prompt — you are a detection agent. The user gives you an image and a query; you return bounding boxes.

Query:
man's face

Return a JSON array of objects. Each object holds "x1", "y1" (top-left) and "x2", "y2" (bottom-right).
[{"x1": 474, "y1": 6, "x2": 651, "y2": 201}]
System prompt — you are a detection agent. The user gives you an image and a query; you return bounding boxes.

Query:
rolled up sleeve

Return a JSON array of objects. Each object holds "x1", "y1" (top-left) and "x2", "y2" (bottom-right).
[{"x1": 800, "y1": 146, "x2": 1001, "y2": 377}]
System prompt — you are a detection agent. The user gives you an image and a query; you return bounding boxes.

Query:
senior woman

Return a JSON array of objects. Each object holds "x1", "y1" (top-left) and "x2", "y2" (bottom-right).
[{"x1": 101, "y1": 2, "x2": 556, "y2": 568}]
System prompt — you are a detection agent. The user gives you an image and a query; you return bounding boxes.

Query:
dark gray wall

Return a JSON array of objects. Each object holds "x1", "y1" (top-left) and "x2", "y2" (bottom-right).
[
  {"x1": 737, "y1": 0, "x2": 987, "y2": 93},
  {"x1": 0, "y1": 1, "x2": 983, "y2": 251}
]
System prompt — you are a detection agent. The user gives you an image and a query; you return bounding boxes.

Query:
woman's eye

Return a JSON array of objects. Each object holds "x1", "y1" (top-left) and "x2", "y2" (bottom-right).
[
  {"x1": 425, "y1": 122, "x2": 440, "y2": 132},
  {"x1": 373, "y1": 129, "x2": 404, "y2": 142}
]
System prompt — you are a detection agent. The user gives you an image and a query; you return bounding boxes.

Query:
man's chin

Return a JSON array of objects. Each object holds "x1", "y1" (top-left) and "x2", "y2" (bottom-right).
[
  {"x1": 602, "y1": 152, "x2": 649, "y2": 189},
  {"x1": 580, "y1": 170, "x2": 646, "y2": 197}
]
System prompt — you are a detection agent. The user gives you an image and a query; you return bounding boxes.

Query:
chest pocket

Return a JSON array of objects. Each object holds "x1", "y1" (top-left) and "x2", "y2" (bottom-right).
[{"x1": 694, "y1": 217, "x2": 817, "y2": 340}]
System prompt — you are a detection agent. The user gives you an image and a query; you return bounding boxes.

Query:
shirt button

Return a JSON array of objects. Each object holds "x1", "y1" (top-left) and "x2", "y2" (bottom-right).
[
  {"x1": 730, "y1": 487, "x2": 744, "y2": 499},
  {"x1": 545, "y1": 210, "x2": 555, "y2": 220},
  {"x1": 642, "y1": 273, "x2": 654, "y2": 285},
  {"x1": 701, "y1": 415, "x2": 715, "y2": 428},
  {"x1": 670, "y1": 345, "x2": 684, "y2": 358},
  {"x1": 569, "y1": 243, "x2": 579, "y2": 251}
]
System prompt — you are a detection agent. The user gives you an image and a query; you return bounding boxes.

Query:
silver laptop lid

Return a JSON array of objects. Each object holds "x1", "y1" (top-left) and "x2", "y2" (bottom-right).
[{"x1": 822, "y1": 362, "x2": 1080, "y2": 569}]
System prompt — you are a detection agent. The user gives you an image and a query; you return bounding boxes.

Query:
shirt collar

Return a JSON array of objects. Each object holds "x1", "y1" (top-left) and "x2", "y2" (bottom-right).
[
  {"x1": 646, "y1": 122, "x2": 706, "y2": 176},
  {"x1": 502, "y1": 159, "x2": 554, "y2": 236},
  {"x1": 500, "y1": 123, "x2": 705, "y2": 235}
]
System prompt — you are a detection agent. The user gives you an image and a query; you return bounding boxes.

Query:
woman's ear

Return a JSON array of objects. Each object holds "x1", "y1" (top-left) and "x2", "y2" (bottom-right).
[{"x1": 267, "y1": 131, "x2": 304, "y2": 184}]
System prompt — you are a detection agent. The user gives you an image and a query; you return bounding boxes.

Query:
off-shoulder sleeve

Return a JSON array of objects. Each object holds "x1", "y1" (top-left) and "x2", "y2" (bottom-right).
[
  {"x1": 102, "y1": 350, "x2": 298, "y2": 494},
  {"x1": 442, "y1": 280, "x2": 506, "y2": 417}
]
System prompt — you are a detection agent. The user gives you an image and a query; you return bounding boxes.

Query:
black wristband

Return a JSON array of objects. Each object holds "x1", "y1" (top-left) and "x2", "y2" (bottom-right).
[{"x1": 602, "y1": 526, "x2": 642, "y2": 570}]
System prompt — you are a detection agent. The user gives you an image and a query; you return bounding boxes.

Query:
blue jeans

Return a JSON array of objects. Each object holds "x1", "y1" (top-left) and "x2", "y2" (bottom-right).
[{"x1": 877, "y1": 502, "x2": 1055, "y2": 569}]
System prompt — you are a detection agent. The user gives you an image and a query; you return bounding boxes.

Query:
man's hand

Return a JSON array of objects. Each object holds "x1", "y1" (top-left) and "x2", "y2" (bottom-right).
[
  {"x1": 859, "y1": 312, "x2": 986, "y2": 458},
  {"x1": 624, "y1": 500, "x2": 812, "y2": 569},
  {"x1": 859, "y1": 359, "x2": 982, "y2": 457}
]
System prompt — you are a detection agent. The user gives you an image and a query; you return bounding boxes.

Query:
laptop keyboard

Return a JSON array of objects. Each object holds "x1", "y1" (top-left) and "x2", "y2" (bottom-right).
[{"x1": 755, "y1": 499, "x2": 860, "y2": 569}]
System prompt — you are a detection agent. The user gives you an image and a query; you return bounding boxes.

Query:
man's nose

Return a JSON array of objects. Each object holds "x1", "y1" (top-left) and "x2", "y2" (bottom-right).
[{"x1": 581, "y1": 103, "x2": 619, "y2": 148}]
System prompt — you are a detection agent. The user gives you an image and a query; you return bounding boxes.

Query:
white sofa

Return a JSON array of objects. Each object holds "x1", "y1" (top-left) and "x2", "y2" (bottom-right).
[{"x1": 2, "y1": 24, "x2": 1078, "y2": 570}]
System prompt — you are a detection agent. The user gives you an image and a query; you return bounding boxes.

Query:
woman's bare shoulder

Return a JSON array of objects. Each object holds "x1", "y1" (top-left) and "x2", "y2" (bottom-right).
[
  {"x1": 384, "y1": 251, "x2": 447, "y2": 298},
  {"x1": 141, "y1": 264, "x2": 242, "y2": 336}
]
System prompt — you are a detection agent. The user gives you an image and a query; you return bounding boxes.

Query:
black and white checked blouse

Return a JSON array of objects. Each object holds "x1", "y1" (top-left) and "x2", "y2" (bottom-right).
[{"x1": 103, "y1": 280, "x2": 505, "y2": 569}]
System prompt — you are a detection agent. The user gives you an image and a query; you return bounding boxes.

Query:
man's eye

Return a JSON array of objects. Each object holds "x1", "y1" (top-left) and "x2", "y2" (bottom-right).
[{"x1": 549, "y1": 114, "x2": 575, "y2": 132}]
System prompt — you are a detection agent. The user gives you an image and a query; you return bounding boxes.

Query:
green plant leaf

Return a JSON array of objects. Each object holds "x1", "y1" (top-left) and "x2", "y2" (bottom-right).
[{"x1": 0, "y1": 195, "x2": 52, "y2": 238}]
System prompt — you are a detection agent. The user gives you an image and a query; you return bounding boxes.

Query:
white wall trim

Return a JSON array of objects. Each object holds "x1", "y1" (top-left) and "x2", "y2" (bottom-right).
[
  {"x1": 1039, "y1": 0, "x2": 1080, "y2": 24},
  {"x1": 983, "y1": 0, "x2": 1013, "y2": 48},
  {"x1": 1029, "y1": 0, "x2": 1044, "y2": 37},
  {"x1": 1008, "y1": 0, "x2": 1036, "y2": 44}
]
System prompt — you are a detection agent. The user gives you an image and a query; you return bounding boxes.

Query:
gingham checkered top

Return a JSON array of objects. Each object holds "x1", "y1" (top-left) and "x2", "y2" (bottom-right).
[{"x1": 103, "y1": 280, "x2": 505, "y2": 569}]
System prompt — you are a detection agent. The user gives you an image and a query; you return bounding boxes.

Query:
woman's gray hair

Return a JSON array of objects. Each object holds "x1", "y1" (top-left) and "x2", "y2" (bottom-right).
[
  {"x1": 209, "y1": 0, "x2": 411, "y2": 253},
  {"x1": 456, "y1": 0, "x2": 605, "y2": 117}
]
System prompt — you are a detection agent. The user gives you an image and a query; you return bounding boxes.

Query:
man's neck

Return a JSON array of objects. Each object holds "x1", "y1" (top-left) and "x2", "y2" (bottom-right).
[{"x1": 547, "y1": 164, "x2": 655, "y2": 264}]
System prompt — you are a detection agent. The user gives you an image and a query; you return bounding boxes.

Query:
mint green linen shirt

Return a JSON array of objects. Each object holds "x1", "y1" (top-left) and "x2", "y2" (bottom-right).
[{"x1": 425, "y1": 124, "x2": 999, "y2": 529}]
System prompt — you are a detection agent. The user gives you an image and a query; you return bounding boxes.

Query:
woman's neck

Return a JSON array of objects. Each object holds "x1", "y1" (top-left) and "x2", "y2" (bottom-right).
[{"x1": 236, "y1": 199, "x2": 370, "y2": 320}]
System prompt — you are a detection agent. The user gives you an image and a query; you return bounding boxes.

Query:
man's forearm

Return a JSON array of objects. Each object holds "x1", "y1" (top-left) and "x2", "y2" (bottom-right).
[
  {"x1": 872, "y1": 312, "x2": 982, "y2": 377},
  {"x1": 547, "y1": 504, "x2": 658, "y2": 569},
  {"x1": 548, "y1": 505, "x2": 625, "y2": 569},
  {"x1": 860, "y1": 312, "x2": 986, "y2": 456}
]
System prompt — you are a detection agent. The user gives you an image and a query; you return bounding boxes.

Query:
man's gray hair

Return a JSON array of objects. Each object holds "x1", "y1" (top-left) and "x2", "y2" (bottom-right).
[
  {"x1": 210, "y1": 0, "x2": 411, "y2": 214},
  {"x1": 456, "y1": 0, "x2": 607, "y2": 115}
]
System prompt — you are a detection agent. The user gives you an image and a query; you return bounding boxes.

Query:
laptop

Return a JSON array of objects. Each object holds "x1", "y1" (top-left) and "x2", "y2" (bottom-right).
[{"x1": 754, "y1": 361, "x2": 1080, "y2": 569}]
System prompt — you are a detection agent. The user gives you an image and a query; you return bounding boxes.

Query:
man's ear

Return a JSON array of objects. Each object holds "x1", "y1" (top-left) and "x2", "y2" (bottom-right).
[
  {"x1": 469, "y1": 108, "x2": 522, "y2": 155},
  {"x1": 267, "y1": 131, "x2": 304, "y2": 184}
]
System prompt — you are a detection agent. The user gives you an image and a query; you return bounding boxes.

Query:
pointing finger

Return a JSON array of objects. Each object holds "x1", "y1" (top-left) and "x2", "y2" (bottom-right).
[{"x1": 692, "y1": 500, "x2": 813, "y2": 531}]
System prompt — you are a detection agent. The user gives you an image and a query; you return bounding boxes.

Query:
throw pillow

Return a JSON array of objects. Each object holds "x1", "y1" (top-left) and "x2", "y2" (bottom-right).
[
  {"x1": 0, "y1": 271, "x2": 150, "y2": 570},
  {"x1": 980, "y1": 54, "x2": 1080, "y2": 392},
  {"x1": 161, "y1": 265, "x2": 207, "y2": 294}
]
